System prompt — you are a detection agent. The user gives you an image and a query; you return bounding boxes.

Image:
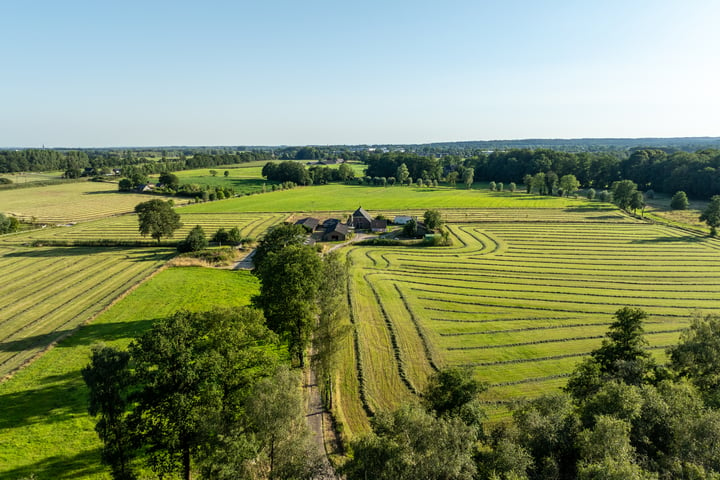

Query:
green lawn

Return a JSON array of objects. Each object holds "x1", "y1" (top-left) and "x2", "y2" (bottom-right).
[
  {"x1": 183, "y1": 183, "x2": 598, "y2": 213},
  {"x1": 0, "y1": 267, "x2": 260, "y2": 480}
]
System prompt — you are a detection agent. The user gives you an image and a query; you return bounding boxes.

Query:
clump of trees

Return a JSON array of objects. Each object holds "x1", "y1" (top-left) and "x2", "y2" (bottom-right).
[
  {"x1": 261, "y1": 161, "x2": 311, "y2": 185},
  {"x1": 176, "y1": 225, "x2": 207, "y2": 253},
  {"x1": 671, "y1": 191, "x2": 689, "y2": 210},
  {"x1": 82, "y1": 308, "x2": 322, "y2": 480}
]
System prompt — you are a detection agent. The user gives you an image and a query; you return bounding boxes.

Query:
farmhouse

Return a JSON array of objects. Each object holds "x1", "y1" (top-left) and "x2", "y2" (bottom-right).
[
  {"x1": 294, "y1": 217, "x2": 320, "y2": 233},
  {"x1": 351, "y1": 206, "x2": 373, "y2": 230},
  {"x1": 393, "y1": 215, "x2": 413, "y2": 225}
]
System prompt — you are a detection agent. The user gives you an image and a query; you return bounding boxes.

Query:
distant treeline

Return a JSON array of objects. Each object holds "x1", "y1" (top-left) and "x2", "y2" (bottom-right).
[
  {"x1": 363, "y1": 149, "x2": 720, "y2": 198},
  {"x1": 0, "y1": 149, "x2": 272, "y2": 175}
]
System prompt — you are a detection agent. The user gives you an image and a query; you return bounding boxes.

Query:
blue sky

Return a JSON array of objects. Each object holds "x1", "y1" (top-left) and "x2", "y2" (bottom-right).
[{"x1": 2, "y1": 0, "x2": 719, "y2": 147}]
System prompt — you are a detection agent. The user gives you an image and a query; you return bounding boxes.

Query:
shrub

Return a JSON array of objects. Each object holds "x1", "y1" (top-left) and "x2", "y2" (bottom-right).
[
  {"x1": 586, "y1": 188, "x2": 596, "y2": 200},
  {"x1": 489, "y1": 181, "x2": 496, "y2": 191},
  {"x1": 670, "y1": 191, "x2": 689, "y2": 210},
  {"x1": 177, "y1": 225, "x2": 208, "y2": 253},
  {"x1": 497, "y1": 182, "x2": 504, "y2": 192},
  {"x1": 509, "y1": 182, "x2": 516, "y2": 192}
]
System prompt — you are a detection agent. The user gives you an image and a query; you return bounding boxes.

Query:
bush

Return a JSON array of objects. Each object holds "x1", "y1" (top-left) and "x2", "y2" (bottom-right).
[
  {"x1": 509, "y1": 182, "x2": 516, "y2": 192},
  {"x1": 177, "y1": 225, "x2": 208, "y2": 253},
  {"x1": 489, "y1": 181, "x2": 496, "y2": 191},
  {"x1": 670, "y1": 191, "x2": 689, "y2": 210},
  {"x1": 497, "y1": 182, "x2": 504, "y2": 192},
  {"x1": 586, "y1": 188, "x2": 596, "y2": 200},
  {"x1": 645, "y1": 189, "x2": 655, "y2": 200}
]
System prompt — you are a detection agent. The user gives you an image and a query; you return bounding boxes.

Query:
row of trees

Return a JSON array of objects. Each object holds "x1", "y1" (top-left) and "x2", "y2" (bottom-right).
[
  {"x1": 83, "y1": 308, "x2": 322, "y2": 480},
  {"x1": 261, "y1": 161, "x2": 355, "y2": 186},
  {"x1": 344, "y1": 309, "x2": 720, "y2": 479}
]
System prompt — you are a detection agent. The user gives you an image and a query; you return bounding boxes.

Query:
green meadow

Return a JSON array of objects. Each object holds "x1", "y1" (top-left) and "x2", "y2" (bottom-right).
[
  {"x1": 183, "y1": 183, "x2": 593, "y2": 213},
  {"x1": 0, "y1": 267, "x2": 260, "y2": 480}
]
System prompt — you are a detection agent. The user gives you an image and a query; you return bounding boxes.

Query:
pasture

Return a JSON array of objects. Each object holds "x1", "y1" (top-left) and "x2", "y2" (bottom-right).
[
  {"x1": 183, "y1": 183, "x2": 594, "y2": 213},
  {"x1": 0, "y1": 267, "x2": 261, "y2": 480},
  {"x1": 0, "y1": 181, "x2": 187, "y2": 224},
  {"x1": 0, "y1": 245, "x2": 172, "y2": 380},
  {"x1": 337, "y1": 207, "x2": 720, "y2": 433}
]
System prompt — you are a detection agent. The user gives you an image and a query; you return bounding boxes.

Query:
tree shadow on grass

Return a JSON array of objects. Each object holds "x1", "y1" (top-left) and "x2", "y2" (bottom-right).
[
  {"x1": 0, "y1": 319, "x2": 156, "y2": 352},
  {"x1": 4, "y1": 247, "x2": 171, "y2": 261},
  {"x1": 630, "y1": 235, "x2": 706, "y2": 244},
  {"x1": 0, "y1": 448, "x2": 106, "y2": 480}
]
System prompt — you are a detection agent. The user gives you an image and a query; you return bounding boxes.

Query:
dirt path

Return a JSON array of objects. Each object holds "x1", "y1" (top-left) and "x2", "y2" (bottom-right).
[
  {"x1": 327, "y1": 232, "x2": 374, "y2": 252},
  {"x1": 231, "y1": 249, "x2": 256, "y2": 270},
  {"x1": 304, "y1": 366, "x2": 340, "y2": 479}
]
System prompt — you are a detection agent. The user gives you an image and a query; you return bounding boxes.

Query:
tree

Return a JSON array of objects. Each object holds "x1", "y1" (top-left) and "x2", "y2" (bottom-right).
[
  {"x1": 489, "y1": 181, "x2": 496, "y2": 191},
  {"x1": 396, "y1": 163, "x2": 410, "y2": 186},
  {"x1": 611, "y1": 180, "x2": 638, "y2": 211},
  {"x1": 253, "y1": 245, "x2": 322, "y2": 366},
  {"x1": 447, "y1": 171, "x2": 459, "y2": 186},
  {"x1": 462, "y1": 167, "x2": 474, "y2": 189},
  {"x1": 669, "y1": 314, "x2": 720, "y2": 407},
  {"x1": 423, "y1": 209, "x2": 442, "y2": 230},
  {"x1": 700, "y1": 195, "x2": 720, "y2": 236},
  {"x1": 0, "y1": 213, "x2": 20, "y2": 234},
  {"x1": 671, "y1": 191, "x2": 689, "y2": 210},
  {"x1": 630, "y1": 191, "x2": 645, "y2": 215},
  {"x1": 118, "y1": 178, "x2": 134, "y2": 192},
  {"x1": 224, "y1": 170, "x2": 229, "y2": 177},
  {"x1": 523, "y1": 174, "x2": 533, "y2": 193},
  {"x1": 403, "y1": 218, "x2": 419, "y2": 238},
  {"x1": 530, "y1": 172, "x2": 546, "y2": 194},
  {"x1": 509, "y1": 182, "x2": 516, "y2": 192},
  {"x1": 242, "y1": 367, "x2": 323, "y2": 480},
  {"x1": 560, "y1": 174, "x2": 580, "y2": 197},
  {"x1": 177, "y1": 225, "x2": 208, "y2": 253},
  {"x1": 212, "y1": 227, "x2": 230, "y2": 246},
  {"x1": 497, "y1": 181, "x2": 504, "y2": 192},
  {"x1": 82, "y1": 345, "x2": 136, "y2": 480},
  {"x1": 134, "y1": 199, "x2": 182, "y2": 243},
  {"x1": 253, "y1": 223, "x2": 307, "y2": 268},
  {"x1": 83, "y1": 308, "x2": 279, "y2": 480},
  {"x1": 423, "y1": 366, "x2": 486, "y2": 419},
  {"x1": 342, "y1": 404, "x2": 477, "y2": 480},
  {"x1": 586, "y1": 188, "x2": 596, "y2": 200},
  {"x1": 227, "y1": 226, "x2": 242, "y2": 246},
  {"x1": 209, "y1": 169, "x2": 218, "y2": 176},
  {"x1": 158, "y1": 172, "x2": 179, "y2": 189}
]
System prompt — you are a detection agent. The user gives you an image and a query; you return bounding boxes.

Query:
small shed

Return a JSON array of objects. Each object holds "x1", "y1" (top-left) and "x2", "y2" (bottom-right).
[{"x1": 393, "y1": 215, "x2": 413, "y2": 225}]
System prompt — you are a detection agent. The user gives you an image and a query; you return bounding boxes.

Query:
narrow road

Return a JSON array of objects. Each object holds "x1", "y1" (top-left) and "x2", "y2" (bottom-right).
[{"x1": 304, "y1": 366, "x2": 339, "y2": 479}]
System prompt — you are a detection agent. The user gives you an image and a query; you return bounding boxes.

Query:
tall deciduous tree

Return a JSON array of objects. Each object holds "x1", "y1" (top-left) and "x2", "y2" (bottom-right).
[
  {"x1": 559, "y1": 174, "x2": 580, "y2": 197},
  {"x1": 253, "y1": 245, "x2": 322, "y2": 365},
  {"x1": 82, "y1": 346, "x2": 136, "y2": 480},
  {"x1": 462, "y1": 167, "x2": 474, "y2": 189},
  {"x1": 670, "y1": 314, "x2": 720, "y2": 407},
  {"x1": 423, "y1": 209, "x2": 443, "y2": 230},
  {"x1": 700, "y1": 195, "x2": 720, "y2": 236},
  {"x1": 134, "y1": 199, "x2": 182, "y2": 243},
  {"x1": 611, "y1": 180, "x2": 639, "y2": 211},
  {"x1": 253, "y1": 223, "x2": 307, "y2": 268},
  {"x1": 396, "y1": 163, "x2": 410, "y2": 185}
]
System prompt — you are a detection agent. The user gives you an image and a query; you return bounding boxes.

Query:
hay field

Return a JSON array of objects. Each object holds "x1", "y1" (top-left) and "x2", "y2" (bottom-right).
[{"x1": 338, "y1": 207, "x2": 720, "y2": 433}]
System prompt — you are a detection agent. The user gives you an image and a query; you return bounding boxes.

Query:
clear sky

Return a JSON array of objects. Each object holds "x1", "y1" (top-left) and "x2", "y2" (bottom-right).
[{"x1": 2, "y1": 0, "x2": 719, "y2": 147}]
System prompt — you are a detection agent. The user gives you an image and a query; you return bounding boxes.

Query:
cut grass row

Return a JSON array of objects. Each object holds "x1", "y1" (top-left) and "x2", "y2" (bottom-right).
[
  {"x1": 341, "y1": 216, "x2": 720, "y2": 427},
  {"x1": 0, "y1": 267, "x2": 261, "y2": 480}
]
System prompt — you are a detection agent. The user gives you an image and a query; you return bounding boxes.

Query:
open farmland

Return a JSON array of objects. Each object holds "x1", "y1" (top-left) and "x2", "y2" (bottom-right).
[
  {"x1": 338, "y1": 207, "x2": 720, "y2": 431},
  {"x1": 5, "y1": 211, "x2": 287, "y2": 246},
  {"x1": 184, "y1": 183, "x2": 592, "y2": 213},
  {"x1": 0, "y1": 181, "x2": 188, "y2": 224},
  {"x1": 0, "y1": 245, "x2": 172, "y2": 379},
  {"x1": 0, "y1": 267, "x2": 262, "y2": 480}
]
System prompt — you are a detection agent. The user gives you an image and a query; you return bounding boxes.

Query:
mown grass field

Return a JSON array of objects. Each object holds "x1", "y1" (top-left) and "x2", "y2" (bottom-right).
[
  {"x1": 336, "y1": 207, "x2": 720, "y2": 433},
  {"x1": 5, "y1": 211, "x2": 287, "y2": 246},
  {"x1": 0, "y1": 267, "x2": 261, "y2": 480},
  {"x1": 0, "y1": 245, "x2": 172, "y2": 379},
  {"x1": 0, "y1": 181, "x2": 188, "y2": 224}
]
